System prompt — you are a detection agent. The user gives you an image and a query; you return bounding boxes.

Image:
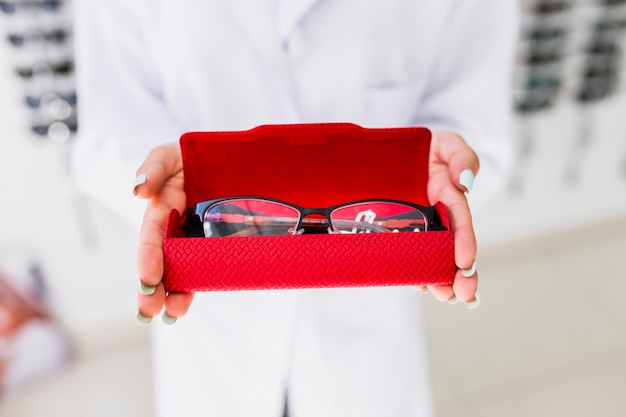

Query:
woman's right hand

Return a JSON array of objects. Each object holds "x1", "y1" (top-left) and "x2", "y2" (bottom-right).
[{"x1": 133, "y1": 143, "x2": 194, "y2": 324}]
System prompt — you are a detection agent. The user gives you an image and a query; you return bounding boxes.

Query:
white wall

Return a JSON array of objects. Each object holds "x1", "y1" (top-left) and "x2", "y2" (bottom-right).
[
  {"x1": 0, "y1": 35, "x2": 140, "y2": 347},
  {"x1": 474, "y1": 0, "x2": 626, "y2": 247},
  {"x1": 474, "y1": 96, "x2": 626, "y2": 248}
]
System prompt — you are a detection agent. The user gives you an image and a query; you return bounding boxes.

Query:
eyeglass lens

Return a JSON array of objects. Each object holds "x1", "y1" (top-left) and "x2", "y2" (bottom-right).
[
  {"x1": 330, "y1": 202, "x2": 428, "y2": 234},
  {"x1": 202, "y1": 199, "x2": 428, "y2": 237},
  {"x1": 203, "y1": 199, "x2": 300, "y2": 237}
]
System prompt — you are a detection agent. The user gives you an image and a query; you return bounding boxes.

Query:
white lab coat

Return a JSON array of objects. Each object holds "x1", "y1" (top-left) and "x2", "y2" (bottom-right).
[{"x1": 72, "y1": 1, "x2": 519, "y2": 416}]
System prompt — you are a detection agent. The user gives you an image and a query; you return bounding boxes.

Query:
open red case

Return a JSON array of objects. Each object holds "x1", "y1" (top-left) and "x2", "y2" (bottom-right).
[{"x1": 163, "y1": 123, "x2": 455, "y2": 292}]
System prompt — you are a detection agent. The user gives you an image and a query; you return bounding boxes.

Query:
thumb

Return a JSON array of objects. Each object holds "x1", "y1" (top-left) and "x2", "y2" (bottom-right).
[
  {"x1": 431, "y1": 131, "x2": 480, "y2": 194},
  {"x1": 132, "y1": 142, "x2": 183, "y2": 198}
]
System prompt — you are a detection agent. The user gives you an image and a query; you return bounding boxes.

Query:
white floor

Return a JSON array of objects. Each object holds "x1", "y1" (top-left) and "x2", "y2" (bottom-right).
[
  {"x1": 1, "y1": 216, "x2": 625, "y2": 417},
  {"x1": 425, "y1": 215, "x2": 626, "y2": 417}
]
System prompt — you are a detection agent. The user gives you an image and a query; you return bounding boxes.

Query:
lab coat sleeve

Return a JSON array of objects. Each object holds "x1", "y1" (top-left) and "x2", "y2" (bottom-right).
[
  {"x1": 416, "y1": 0, "x2": 520, "y2": 210},
  {"x1": 71, "y1": 0, "x2": 184, "y2": 229}
]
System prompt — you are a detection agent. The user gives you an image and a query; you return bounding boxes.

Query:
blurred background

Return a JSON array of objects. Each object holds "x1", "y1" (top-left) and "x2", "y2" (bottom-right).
[{"x1": 0, "y1": 0, "x2": 625, "y2": 416}]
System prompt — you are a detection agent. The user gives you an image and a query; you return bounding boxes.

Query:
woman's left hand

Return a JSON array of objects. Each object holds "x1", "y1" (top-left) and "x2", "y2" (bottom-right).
[{"x1": 418, "y1": 130, "x2": 480, "y2": 308}]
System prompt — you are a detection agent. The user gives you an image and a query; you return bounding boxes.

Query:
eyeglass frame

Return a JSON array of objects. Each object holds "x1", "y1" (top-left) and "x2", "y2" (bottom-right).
[
  {"x1": 7, "y1": 28, "x2": 69, "y2": 47},
  {"x1": 15, "y1": 59, "x2": 73, "y2": 79},
  {"x1": 184, "y1": 196, "x2": 447, "y2": 238},
  {"x1": 0, "y1": 0, "x2": 62, "y2": 14}
]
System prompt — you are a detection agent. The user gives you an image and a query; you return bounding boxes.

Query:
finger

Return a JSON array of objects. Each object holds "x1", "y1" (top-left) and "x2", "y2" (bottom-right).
[
  {"x1": 452, "y1": 269, "x2": 478, "y2": 303},
  {"x1": 136, "y1": 143, "x2": 186, "y2": 297},
  {"x1": 432, "y1": 168, "x2": 477, "y2": 273},
  {"x1": 432, "y1": 131, "x2": 480, "y2": 194},
  {"x1": 137, "y1": 282, "x2": 166, "y2": 319},
  {"x1": 447, "y1": 193, "x2": 477, "y2": 271},
  {"x1": 137, "y1": 180, "x2": 186, "y2": 287},
  {"x1": 133, "y1": 142, "x2": 183, "y2": 198},
  {"x1": 164, "y1": 292, "x2": 195, "y2": 318},
  {"x1": 137, "y1": 199, "x2": 169, "y2": 287},
  {"x1": 161, "y1": 293, "x2": 195, "y2": 325},
  {"x1": 427, "y1": 284, "x2": 455, "y2": 303}
]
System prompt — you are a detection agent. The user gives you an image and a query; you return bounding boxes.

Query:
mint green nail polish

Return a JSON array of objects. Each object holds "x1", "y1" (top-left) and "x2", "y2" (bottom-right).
[
  {"x1": 459, "y1": 169, "x2": 475, "y2": 194},
  {"x1": 136, "y1": 312, "x2": 152, "y2": 324},
  {"x1": 139, "y1": 282, "x2": 156, "y2": 295},
  {"x1": 132, "y1": 174, "x2": 147, "y2": 196},
  {"x1": 447, "y1": 296, "x2": 459, "y2": 305},
  {"x1": 461, "y1": 260, "x2": 477, "y2": 277},
  {"x1": 466, "y1": 291, "x2": 481, "y2": 310},
  {"x1": 162, "y1": 312, "x2": 177, "y2": 325}
]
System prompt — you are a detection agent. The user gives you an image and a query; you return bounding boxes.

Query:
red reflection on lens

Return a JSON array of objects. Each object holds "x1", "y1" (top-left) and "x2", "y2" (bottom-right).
[{"x1": 330, "y1": 202, "x2": 427, "y2": 233}]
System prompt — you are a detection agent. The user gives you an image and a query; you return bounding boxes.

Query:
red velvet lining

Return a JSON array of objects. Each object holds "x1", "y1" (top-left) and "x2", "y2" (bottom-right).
[{"x1": 181, "y1": 123, "x2": 432, "y2": 208}]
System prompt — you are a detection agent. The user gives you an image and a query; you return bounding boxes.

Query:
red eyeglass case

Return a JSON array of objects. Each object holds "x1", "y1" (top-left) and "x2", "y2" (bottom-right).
[{"x1": 163, "y1": 123, "x2": 455, "y2": 292}]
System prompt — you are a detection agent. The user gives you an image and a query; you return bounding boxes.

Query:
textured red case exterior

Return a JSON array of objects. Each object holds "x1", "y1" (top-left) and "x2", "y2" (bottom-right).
[{"x1": 163, "y1": 123, "x2": 455, "y2": 292}]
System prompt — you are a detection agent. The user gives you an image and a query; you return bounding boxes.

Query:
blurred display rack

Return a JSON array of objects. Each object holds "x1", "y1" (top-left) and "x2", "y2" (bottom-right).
[
  {"x1": 476, "y1": 0, "x2": 626, "y2": 248},
  {"x1": 0, "y1": 0, "x2": 97, "y2": 247},
  {"x1": 0, "y1": 0, "x2": 76, "y2": 142}
]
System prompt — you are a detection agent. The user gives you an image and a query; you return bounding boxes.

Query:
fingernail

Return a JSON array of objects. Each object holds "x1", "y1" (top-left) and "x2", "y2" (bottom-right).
[
  {"x1": 447, "y1": 296, "x2": 459, "y2": 305},
  {"x1": 459, "y1": 169, "x2": 475, "y2": 194},
  {"x1": 162, "y1": 312, "x2": 177, "y2": 325},
  {"x1": 466, "y1": 291, "x2": 481, "y2": 310},
  {"x1": 132, "y1": 174, "x2": 147, "y2": 196},
  {"x1": 461, "y1": 260, "x2": 477, "y2": 277},
  {"x1": 136, "y1": 311, "x2": 152, "y2": 324},
  {"x1": 139, "y1": 282, "x2": 156, "y2": 295}
]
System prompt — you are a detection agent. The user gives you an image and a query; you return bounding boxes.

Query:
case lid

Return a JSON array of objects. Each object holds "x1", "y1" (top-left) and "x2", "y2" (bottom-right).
[{"x1": 180, "y1": 123, "x2": 431, "y2": 208}]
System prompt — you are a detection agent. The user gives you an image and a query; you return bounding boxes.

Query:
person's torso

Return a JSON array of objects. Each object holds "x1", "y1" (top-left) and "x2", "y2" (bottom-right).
[{"x1": 144, "y1": 0, "x2": 452, "y2": 130}]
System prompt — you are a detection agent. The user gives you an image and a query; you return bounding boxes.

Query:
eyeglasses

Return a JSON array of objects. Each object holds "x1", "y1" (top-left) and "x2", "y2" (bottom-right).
[
  {"x1": 7, "y1": 29, "x2": 68, "y2": 47},
  {"x1": 527, "y1": 27, "x2": 566, "y2": 42},
  {"x1": 31, "y1": 118, "x2": 77, "y2": 140},
  {"x1": 604, "y1": 0, "x2": 626, "y2": 6},
  {"x1": 25, "y1": 91, "x2": 76, "y2": 109},
  {"x1": 0, "y1": 0, "x2": 62, "y2": 14},
  {"x1": 184, "y1": 197, "x2": 446, "y2": 238},
  {"x1": 534, "y1": 1, "x2": 570, "y2": 15},
  {"x1": 15, "y1": 59, "x2": 73, "y2": 79}
]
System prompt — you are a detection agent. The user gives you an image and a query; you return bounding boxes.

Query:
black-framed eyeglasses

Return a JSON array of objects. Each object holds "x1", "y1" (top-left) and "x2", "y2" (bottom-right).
[
  {"x1": 7, "y1": 28, "x2": 68, "y2": 47},
  {"x1": 527, "y1": 27, "x2": 566, "y2": 42},
  {"x1": 15, "y1": 59, "x2": 73, "y2": 79},
  {"x1": 535, "y1": 1, "x2": 570, "y2": 15},
  {"x1": 184, "y1": 197, "x2": 446, "y2": 238}
]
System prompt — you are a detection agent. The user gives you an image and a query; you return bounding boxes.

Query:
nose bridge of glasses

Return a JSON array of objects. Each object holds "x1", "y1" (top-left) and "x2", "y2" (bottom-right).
[{"x1": 298, "y1": 208, "x2": 332, "y2": 229}]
